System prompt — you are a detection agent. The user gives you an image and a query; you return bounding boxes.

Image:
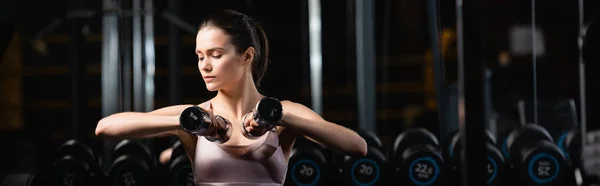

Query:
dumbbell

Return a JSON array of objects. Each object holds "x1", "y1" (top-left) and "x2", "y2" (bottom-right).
[
  {"x1": 241, "y1": 97, "x2": 284, "y2": 138},
  {"x1": 0, "y1": 173, "x2": 39, "y2": 186},
  {"x1": 52, "y1": 139, "x2": 103, "y2": 186},
  {"x1": 179, "y1": 97, "x2": 282, "y2": 141},
  {"x1": 503, "y1": 124, "x2": 568, "y2": 185},
  {"x1": 343, "y1": 129, "x2": 386, "y2": 186},
  {"x1": 393, "y1": 128, "x2": 444, "y2": 186},
  {"x1": 447, "y1": 130, "x2": 506, "y2": 185},
  {"x1": 109, "y1": 139, "x2": 156, "y2": 186},
  {"x1": 286, "y1": 138, "x2": 329, "y2": 186},
  {"x1": 168, "y1": 140, "x2": 194, "y2": 186},
  {"x1": 179, "y1": 105, "x2": 232, "y2": 143},
  {"x1": 557, "y1": 129, "x2": 581, "y2": 168}
]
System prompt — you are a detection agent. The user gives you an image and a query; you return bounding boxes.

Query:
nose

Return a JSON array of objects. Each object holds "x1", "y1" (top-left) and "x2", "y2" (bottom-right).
[{"x1": 199, "y1": 59, "x2": 212, "y2": 72}]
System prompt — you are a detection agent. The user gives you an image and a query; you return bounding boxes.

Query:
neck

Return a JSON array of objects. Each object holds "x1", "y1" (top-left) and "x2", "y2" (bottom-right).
[{"x1": 214, "y1": 74, "x2": 263, "y2": 118}]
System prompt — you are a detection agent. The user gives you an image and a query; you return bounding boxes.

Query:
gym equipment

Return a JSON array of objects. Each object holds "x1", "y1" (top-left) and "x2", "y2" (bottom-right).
[
  {"x1": 393, "y1": 128, "x2": 444, "y2": 186},
  {"x1": 582, "y1": 19, "x2": 598, "y2": 65},
  {"x1": 109, "y1": 139, "x2": 156, "y2": 186},
  {"x1": 518, "y1": 98, "x2": 580, "y2": 184},
  {"x1": 0, "y1": 174, "x2": 38, "y2": 186},
  {"x1": 286, "y1": 140, "x2": 329, "y2": 186},
  {"x1": 557, "y1": 130, "x2": 581, "y2": 168},
  {"x1": 503, "y1": 124, "x2": 568, "y2": 185},
  {"x1": 52, "y1": 139, "x2": 103, "y2": 186},
  {"x1": 169, "y1": 140, "x2": 194, "y2": 186},
  {"x1": 179, "y1": 105, "x2": 232, "y2": 143},
  {"x1": 242, "y1": 97, "x2": 284, "y2": 138},
  {"x1": 448, "y1": 130, "x2": 506, "y2": 185},
  {"x1": 343, "y1": 129, "x2": 386, "y2": 186}
]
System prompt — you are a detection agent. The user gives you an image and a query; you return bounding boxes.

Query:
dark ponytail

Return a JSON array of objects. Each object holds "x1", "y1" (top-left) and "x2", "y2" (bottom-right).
[{"x1": 199, "y1": 10, "x2": 270, "y2": 87}]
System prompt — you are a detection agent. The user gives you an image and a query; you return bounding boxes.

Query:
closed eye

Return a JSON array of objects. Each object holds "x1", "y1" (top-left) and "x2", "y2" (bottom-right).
[{"x1": 212, "y1": 55, "x2": 222, "y2": 59}]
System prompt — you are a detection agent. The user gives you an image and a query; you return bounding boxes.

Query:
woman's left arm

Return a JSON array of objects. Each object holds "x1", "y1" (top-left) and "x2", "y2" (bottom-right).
[{"x1": 280, "y1": 101, "x2": 368, "y2": 157}]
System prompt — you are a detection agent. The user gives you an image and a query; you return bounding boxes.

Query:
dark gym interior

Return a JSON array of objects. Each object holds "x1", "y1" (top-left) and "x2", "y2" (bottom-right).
[{"x1": 1, "y1": 0, "x2": 600, "y2": 185}]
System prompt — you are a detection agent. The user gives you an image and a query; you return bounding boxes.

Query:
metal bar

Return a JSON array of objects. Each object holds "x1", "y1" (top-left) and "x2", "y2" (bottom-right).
[
  {"x1": 101, "y1": 0, "x2": 121, "y2": 173},
  {"x1": 143, "y1": 0, "x2": 157, "y2": 158},
  {"x1": 531, "y1": 0, "x2": 538, "y2": 125},
  {"x1": 168, "y1": 0, "x2": 181, "y2": 106},
  {"x1": 578, "y1": 0, "x2": 586, "y2": 157},
  {"x1": 143, "y1": 0, "x2": 155, "y2": 113},
  {"x1": 355, "y1": 0, "x2": 376, "y2": 133},
  {"x1": 457, "y1": 0, "x2": 487, "y2": 184},
  {"x1": 426, "y1": 0, "x2": 447, "y2": 139},
  {"x1": 122, "y1": 0, "x2": 132, "y2": 111},
  {"x1": 69, "y1": 0, "x2": 85, "y2": 139},
  {"x1": 380, "y1": 0, "x2": 391, "y2": 129},
  {"x1": 161, "y1": 11, "x2": 196, "y2": 34},
  {"x1": 308, "y1": 0, "x2": 322, "y2": 115},
  {"x1": 132, "y1": 0, "x2": 143, "y2": 112}
]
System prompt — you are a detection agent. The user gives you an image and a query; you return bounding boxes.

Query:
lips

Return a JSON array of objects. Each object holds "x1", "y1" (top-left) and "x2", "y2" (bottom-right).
[{"x1": 204, "y1": 76, "x2": 216, "y2": 82}]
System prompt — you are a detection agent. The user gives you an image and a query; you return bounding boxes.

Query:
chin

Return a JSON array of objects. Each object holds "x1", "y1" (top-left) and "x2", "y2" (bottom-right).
[
  {"x1": 205, "y1": 84, "x2": 220, "y2": 92},
  {"x1": 205, "y1": 86, "x2": 218, "y2": 92}
]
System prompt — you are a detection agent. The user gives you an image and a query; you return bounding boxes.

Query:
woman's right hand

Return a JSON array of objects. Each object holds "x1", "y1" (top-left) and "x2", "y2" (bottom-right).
[{"x1": 95, "y1": 105, "x2": 194, "y2": 139}]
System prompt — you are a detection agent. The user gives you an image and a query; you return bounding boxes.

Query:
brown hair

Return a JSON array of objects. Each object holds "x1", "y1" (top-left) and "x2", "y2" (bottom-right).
[{"x1": 199, "y1": 9, "x2": 270, "y2": 87}]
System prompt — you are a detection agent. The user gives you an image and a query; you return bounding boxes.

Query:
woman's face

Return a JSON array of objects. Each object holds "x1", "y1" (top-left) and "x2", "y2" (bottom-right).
[{"x1": 195, "y1": 27, "x2": 249, "y2": 91}]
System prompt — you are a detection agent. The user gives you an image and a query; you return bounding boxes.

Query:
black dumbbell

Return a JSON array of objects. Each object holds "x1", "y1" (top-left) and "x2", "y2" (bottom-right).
[
  {"x1": 503, "y1": 124, "x2": 568, "y2": 186},
  {"x1": 109, "y1": 139, "x2": 156, "y2": 186},
  {"x1": 242, "y1": 97, "x2": 284, "y2": 138},
  {"x1": 179, "y1": 105, "x2": 232, "y2": 143},
  {"x1": 557, "y1": 129, "x2": 581, "y2": 168},
  {"x1": 343, "y1": 129, "x2": 386, "y2": 186},
  {"x1": 393, "y1": 128, "x2": 444, "y2": 186},
  {"x1": 286, "y1": 138, "x2": 329, "y2": 186},
  {"x1": 447, "y1": 130, "x2": 506, "y2": 185},
  {"x1": 169, "y1": 140, "x2": 194, "y2": 186},
  {"x1": 0, "y1": 173, "x2": 39, "y2": 186},
  {"x1": 52, "y1": 139, "x2": 103, "y2": 186}
]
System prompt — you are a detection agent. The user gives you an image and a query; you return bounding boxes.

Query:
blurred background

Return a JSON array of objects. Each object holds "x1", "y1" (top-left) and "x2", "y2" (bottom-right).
[{"x1": 1, "y1": 0, "x2": 600, "y2": 185}]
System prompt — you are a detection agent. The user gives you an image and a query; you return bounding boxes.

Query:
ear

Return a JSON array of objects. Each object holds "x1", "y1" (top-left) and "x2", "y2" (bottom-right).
[{"x1": 242, "y1": 47, "x2": 255, "y2": 65}]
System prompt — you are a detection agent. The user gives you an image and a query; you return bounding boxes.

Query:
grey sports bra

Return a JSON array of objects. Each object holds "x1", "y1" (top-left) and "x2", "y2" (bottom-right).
[{"x1": 192, "y1": 101, "x2": 288, "y2": 186}]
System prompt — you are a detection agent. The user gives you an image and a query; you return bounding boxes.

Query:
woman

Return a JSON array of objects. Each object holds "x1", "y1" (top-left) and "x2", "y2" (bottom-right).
[{"x1": 95, "y1": 9, "x2": 367, "y2": 185}]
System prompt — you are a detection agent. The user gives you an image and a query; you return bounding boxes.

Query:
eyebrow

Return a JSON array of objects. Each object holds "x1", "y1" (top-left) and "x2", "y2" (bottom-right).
[{"x1": 195, "y1": 47, "x2": 226, "y2": 54}]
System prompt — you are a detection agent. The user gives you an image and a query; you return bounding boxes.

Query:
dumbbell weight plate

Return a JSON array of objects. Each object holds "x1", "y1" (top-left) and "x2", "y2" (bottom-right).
[
  {"x1": 344, "y1": 146, "x2": 385, "y2": 186},
  {"x1": 401, "y1": 145, "x2": 443, "y2": 186},
  {"x1": 53, "y1": 140, "x2": 98, "y2": 186},
  {"x1": 110, "y1": 140, "x2": 154, "y2": 186},
  {"x1": 557, "y1": 130, "x2": 581, "y2": 166},
  {"x1": 170, "y1": 156, "x2": 194, "y2": 186},
  {"x1": 255, "y1": 97, "x2": 283, "y2": 126},
  {"x1": 355, "y1": 128, "x2": 384, "y2": 150},
  {"x1": 287, "y1": 147, "x2": 328, "y2": 186},
  {"x1": 110, "y1": 154, "x2": 150, "y2": 186},
  {"x1": 504, "y1": 124, "x2": 553, "y2": 160},
  {"x1": 485, "y1": 143, "x2": 505, "y2": 185},
  {"x1": 53, "y1": 155, "x2": 90, "y2": 186},
  {"x1": 520, "y1": 140, "x2": 567, "y2": 186},
  {"x1": 179, "y1": 106, "x2": 212, "y2": 135},
  {"x1": 169, "y1": 141, "x2": 194, "y2": 186}
]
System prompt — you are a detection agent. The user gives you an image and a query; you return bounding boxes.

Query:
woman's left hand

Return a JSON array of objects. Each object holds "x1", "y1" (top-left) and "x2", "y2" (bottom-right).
[{"x1": 241, "y1": 110, "x2": 274, "y2": 137}]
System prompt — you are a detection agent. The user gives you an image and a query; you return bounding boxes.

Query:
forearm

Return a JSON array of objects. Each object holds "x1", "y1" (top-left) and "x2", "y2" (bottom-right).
[
  {"x1": 95, "y1": 112, "x2": 181, "y2": 139},
  {"x1": 283, "y1": 113, "x2": 367, "y2": 157}
]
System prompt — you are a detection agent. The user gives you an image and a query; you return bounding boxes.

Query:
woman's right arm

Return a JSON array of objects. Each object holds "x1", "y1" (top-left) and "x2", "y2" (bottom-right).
[{"x1": 95, "y1": 104, "x2": 193, "y2": 139}]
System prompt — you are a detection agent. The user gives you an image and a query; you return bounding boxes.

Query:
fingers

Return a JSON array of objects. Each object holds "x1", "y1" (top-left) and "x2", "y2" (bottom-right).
[{"x1": 159, "y1": 147, "x2": 173, "y2": 165}]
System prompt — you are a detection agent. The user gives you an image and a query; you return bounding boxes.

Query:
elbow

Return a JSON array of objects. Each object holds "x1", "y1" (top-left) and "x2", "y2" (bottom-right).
[
  {"x1": 95, "y1": 118, "x2": 118, "y2": 137},
  {"x1": 95, "y1": 119, "x2": 107, "y2": 137},
  {"x1": 356, "y1": 138, "x2": 368, "y2": 156}
]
